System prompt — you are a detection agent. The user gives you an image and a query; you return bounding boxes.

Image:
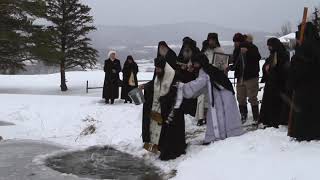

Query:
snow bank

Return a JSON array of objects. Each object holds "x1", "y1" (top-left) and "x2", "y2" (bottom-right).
[
  {"x1": 279, "y1": 33, "x2": 296, "y2": 43},
  {"x1": 174, "y1": 127, "x2": 320, "y2": 180},
  {"x1": 0, "y1": 94, "x2": 141, "y2": 148}
]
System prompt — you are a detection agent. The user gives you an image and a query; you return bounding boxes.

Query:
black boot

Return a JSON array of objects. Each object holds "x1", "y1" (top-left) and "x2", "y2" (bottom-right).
[
  {"x1": 127, "y1": 98, "x2": 132, "y2": 104},
  {"x1": 239, "y1": 105, "x2": 248, "y2": 124},
  {"x1": 252, "y1": 105, "x2": 260, "y2": 123},
  {"x1": 105, "y1": 99, "x2": 109, "y2": 104},
  {"x1": 110, "y1": 99, "x2": 114, "y2": 104}
]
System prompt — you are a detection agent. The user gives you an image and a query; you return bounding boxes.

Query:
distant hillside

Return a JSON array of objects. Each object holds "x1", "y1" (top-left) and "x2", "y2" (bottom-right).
[
  {"x1": 19, "y1": 22, "x2": 272, "y2": 74},
  {"x1": 90, "y1": 22, "x2": 272, "y2": 63}
]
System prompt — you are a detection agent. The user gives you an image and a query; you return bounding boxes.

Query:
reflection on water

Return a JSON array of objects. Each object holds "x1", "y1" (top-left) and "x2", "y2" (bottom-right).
[{"x1": 46, "y1": 146, "x2": 163, "y2": 180}]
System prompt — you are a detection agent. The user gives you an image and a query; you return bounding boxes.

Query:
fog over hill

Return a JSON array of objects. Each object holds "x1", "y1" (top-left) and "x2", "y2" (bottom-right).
[
  {"x1": 91, "y1": 22, "x2": 272, "y2": 63},
  {"x1": 23, "y1": 22, "x2": 272, "y2": 74}
]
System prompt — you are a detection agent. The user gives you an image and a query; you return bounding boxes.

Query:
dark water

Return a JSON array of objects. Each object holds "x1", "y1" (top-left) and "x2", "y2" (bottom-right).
[
  {"x1": 45, "y1": 146, "x2": 164, "y2": 180},
  {"x1": 0, "y1": 121, "x2": 15, "y2": 126}
]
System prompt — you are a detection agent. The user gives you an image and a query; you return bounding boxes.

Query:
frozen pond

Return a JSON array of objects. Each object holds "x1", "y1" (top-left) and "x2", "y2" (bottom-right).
[
  {"x1": 0, "y1": 140, "x2": 163, "y2": 180},
  {"x1": 0, "y1": 121, "x2": 15, "y2": 126},
  {"x1": 0, "y1": 140, "x2": 81, "y2": 180},
  {"x1": 45, "y1": 146, "x2": 163, "y2": 180}
]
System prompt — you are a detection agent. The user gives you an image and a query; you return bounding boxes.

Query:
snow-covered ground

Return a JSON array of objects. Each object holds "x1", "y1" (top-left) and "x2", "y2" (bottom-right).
[
  {"x1": 0, "y1": 70, "x2": 153, "y2": 96},
  {"x1": 279, "y1": 33, "x2": 296, "y2": 43},
  {"x1": 1, "y1": 71, "x2": 320, "y2": 180}
]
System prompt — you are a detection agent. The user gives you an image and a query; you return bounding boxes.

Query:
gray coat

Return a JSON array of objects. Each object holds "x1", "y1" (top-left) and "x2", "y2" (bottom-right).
[{"x1": 180, "y1": 69, "x2": 244, "y2": 143}]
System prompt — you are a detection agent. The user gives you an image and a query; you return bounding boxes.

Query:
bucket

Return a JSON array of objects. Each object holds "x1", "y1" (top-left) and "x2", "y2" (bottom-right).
[{"x1": 128, "y1": 88, "x2": 145, "y2": 105}]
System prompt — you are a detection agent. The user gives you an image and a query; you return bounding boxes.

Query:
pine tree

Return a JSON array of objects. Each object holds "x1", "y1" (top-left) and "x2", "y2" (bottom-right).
[
  {"x1": 44, "y1": 0, "x2": 98, "y2": 91},
  {"x1": 313, "y1": 8, "x2": 320, "y2": 32},
  {"x1": 0, "y1": 0, "x2": 46, "y2": 74}
]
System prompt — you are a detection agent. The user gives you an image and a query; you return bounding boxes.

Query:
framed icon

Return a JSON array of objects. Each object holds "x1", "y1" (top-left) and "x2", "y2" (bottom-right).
[{"x1": 213, "y1": 52, "x2": 231, "y2": 71}]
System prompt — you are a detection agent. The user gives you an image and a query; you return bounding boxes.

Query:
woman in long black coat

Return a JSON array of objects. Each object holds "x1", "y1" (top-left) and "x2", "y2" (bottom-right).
[
  {"x1": 259, "y1": 38, "x2": 290, "y2": 128},
  {"x1": 289, "y1": 22, "x2": 320, "y2": 141},
  {"x1": 102, "y1": 51, "x2": 122, "y2": 104},
  {"x1": 121, "y1": 56, "x2": 139, "y2": 103}
]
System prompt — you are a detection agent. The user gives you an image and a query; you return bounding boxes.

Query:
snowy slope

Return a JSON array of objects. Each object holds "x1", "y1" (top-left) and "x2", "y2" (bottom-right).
[
  {"x1": 173, "y1": 128, "x2": 320, "y2": 180},
  {"x1": 0, "y1": 71, "x2": 153, "y2": 96},
  {"x1": 1, "y1": 71, "x2": 320, "y2": 180}
]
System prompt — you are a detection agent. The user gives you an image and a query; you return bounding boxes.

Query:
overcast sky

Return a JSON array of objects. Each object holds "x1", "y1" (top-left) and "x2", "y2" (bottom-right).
[{"x1": 82, "y1": 0, "x2": 319, "y2": 32}]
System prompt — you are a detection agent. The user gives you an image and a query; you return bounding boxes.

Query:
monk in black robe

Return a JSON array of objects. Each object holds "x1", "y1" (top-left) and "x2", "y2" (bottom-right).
[
  {"x1": 289, "y1": 22, "x2": 320, "y2": 141},
  {"x1": 102, "y1": 51, "x2": 122, "y2": 104},
  {"x1": 157, "y1": 41, "x2": 177, "y2": 70},
  {"x1": 121, "y1": 55, "x2": 138, "y2": 103},
  {"x1": 176, "y1": 37, "x2": 199, "y2": 117},
  {"x1": 142, "y1": 57, "x2": 186, "y2": 161},
  {"x1": 178, "y1": 37, "x2": 200, "y2": 59},
  {"x1": 259, "y1": 38, "x2": 290, "y2": 128}
]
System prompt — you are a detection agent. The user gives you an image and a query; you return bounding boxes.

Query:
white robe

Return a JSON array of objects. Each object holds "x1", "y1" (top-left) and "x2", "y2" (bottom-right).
[
  {"x1": 195, "y1": 47, "x2": 226, "y2": 121},
  {"x1": 150, "y1": 63, "x2": 175, "y2": 145},
  {"x1": 178, "y1": 69, "x2": 244, "y2": 143}
]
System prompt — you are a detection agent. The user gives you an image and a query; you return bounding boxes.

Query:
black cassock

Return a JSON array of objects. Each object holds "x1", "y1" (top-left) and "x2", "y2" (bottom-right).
[
  {"x1": 121, "y1": 62, "x2": 138, "y2": 102},
  {"x1": 176, "y1": 60, "x2": 198, "y2": 117},
  {"x1": 289, "y1": 23, "x2": 320, "y2": 141},
  {"x1": 142, "y1": 78, "x2": 186, "y2": 161},
  {"x1": 102, "y1": 59, "x2": 121, "y2": 100},
  {"x1": 176, "y1": 39, "x2": 200, "y2": 117},
  {"x1": 259, "y1": 50, "x2": 290, "y2": 127},
  {"x1": 176, "y1": 68, "x2": 197, "y2": 117}
]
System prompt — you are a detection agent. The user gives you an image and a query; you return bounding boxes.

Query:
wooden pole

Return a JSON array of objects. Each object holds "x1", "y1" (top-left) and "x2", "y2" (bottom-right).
[
  {"x1": 299, "y1": 7, "x2": 309, "y2": 43},
  {"x1": 288, "y1": 7, "x2": 308, "y2": 137}
]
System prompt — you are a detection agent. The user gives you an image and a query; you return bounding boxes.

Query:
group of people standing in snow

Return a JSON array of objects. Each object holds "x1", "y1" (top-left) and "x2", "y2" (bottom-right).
[
  {"x1": 102, "y1": 52, "x2": 139, "y2": 104},
  {"x1": 141, "y1": 33, "x2": 245, "y2": 160},
  {"x1": 102, "y1": 22, "x2": 320, "y2": 161},
  {"x1": 259, "y1": 22, "x2": 320, "y2": 142}
]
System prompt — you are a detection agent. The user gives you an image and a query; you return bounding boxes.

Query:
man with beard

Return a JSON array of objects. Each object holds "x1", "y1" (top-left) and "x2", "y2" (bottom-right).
[
  {"x1": 176, "y1": 54, "x2": 244, "y2": 145},
  {"x1": 142, "y1": 57, "x2": 186, "y2": 161},
  {"x1": 178, "y1": 36, "x2": 200, "y2": 60},
  {"x1": 288, "y1": 22, "x2": 320, "y2": 141},
  {"x1": 176, "y1": 37, "x2": 200, "y2": 117},
  {"x1": 259, "y1": 38, "x2": 290, "y2": 128},
  {"x1": 121, "y1": 55, "x2": 139, "y2": 103},
  {"x1": 231, "y1": 33, "x2": 261, "y2": 124},
  {"x1": 157, "y1": 41, "x2": 177, "y2": 70},
  {"x1": 102, "y1": 51, "x2": 122, "y2": 104}
]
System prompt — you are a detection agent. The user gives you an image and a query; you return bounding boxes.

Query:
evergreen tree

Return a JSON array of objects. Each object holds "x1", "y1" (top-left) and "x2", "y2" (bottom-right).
[
  {"x1": 44, "y1": 0, "x2": 98, "y2": 91},
  {"x1": 0, "y1": 0, "x2": 46, "y2": 74},
  {"x1": 312, "y1": 8, "x2": 320, "y2": 32}
]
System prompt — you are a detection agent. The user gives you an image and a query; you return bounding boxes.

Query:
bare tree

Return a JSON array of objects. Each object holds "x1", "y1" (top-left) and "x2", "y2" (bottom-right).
[{"x1": 280, "y1": 21, "x2": 293, "y2": 36}]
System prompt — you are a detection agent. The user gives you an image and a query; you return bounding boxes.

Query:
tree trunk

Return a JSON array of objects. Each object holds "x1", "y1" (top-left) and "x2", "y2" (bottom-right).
[{"x1": 60, "y1": 61, "x2": 68, "y2": 91}]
